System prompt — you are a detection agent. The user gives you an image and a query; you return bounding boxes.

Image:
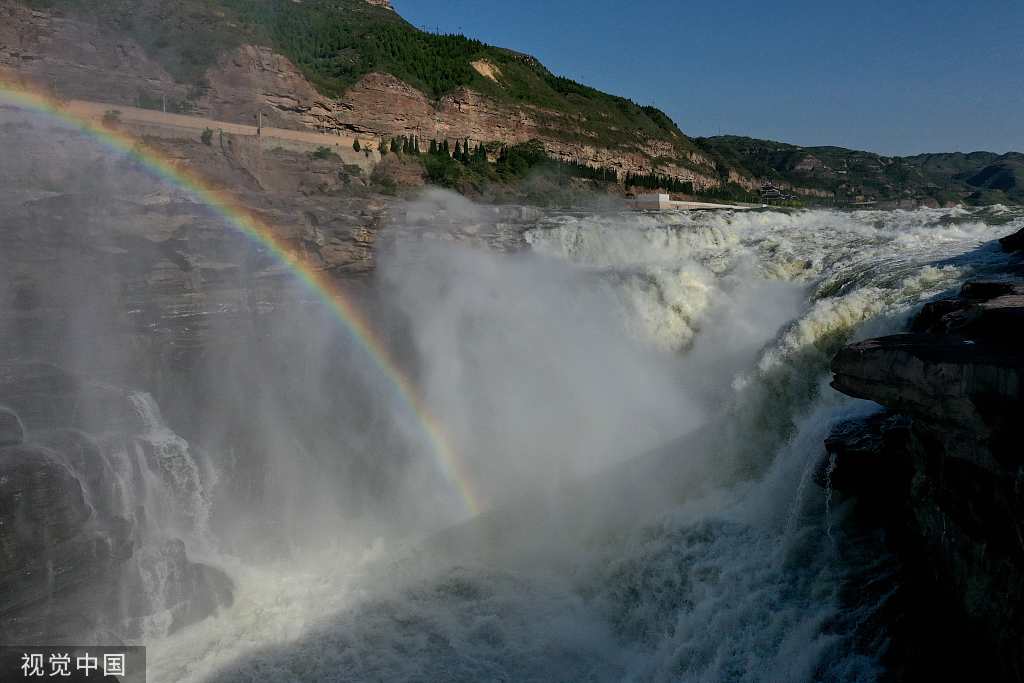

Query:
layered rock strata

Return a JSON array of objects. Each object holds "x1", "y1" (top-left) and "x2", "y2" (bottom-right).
[{"x1": 826, "y1": 232, "x2": 1024, "y2": 679}]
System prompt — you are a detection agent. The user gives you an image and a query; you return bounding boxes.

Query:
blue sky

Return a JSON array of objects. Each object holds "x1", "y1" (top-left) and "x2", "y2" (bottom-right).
[{"x1": 393, "y1": 0, "x2": 1023, "y2": 156}]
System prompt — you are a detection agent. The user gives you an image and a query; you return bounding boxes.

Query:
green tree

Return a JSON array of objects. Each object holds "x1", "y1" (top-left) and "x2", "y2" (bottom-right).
[
  {"x1": 311, "y1": 146, "x2": 335, "y2": 160},
  {"x1": 353, "y1": 139, "x2": 361, "y2": 152},
  {"x1": 424, "y1": 153, "x2": 463, "y2": 187}
]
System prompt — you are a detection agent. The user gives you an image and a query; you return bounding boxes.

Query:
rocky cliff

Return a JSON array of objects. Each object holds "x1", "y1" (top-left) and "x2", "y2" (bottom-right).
[
  {"x1": 825, "y1": 226, "x2": 1024, "y2": 679},
  {"x1": 0, "y1": 0, "x2": 725, "y2": 190},
  {"x1": 0, "y1": 1, "x2": 189, "y2": 107}
]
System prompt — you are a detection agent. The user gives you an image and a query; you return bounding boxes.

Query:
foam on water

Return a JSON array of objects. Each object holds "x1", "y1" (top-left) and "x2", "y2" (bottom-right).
[{"x1": 146, "y1": 206, "x2": 1022, "y2": 682}]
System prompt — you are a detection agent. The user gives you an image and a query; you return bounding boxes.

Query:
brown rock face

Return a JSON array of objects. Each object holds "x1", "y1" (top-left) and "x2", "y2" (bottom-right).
[
  {"x1": 195, "y1": 44, "x2": 727, "y2": 186},
  {"x1": 0, "y1": 0, "x2": 186, "y2": 106},
  {"x1": 200, "y1": 44, "x2": 337, "y2": 132},
  {"x1": 327, "y1": 72, "x2": 724, "y2": 188}
]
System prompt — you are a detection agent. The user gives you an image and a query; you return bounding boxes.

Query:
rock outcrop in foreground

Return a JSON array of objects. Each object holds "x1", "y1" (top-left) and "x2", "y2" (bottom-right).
[
  {"x1": 826, "y1": 226, "x2": 1024, "y2": 679},
  {"x1": 0, "y1": 362, "x2": 232, "y2": 643}
]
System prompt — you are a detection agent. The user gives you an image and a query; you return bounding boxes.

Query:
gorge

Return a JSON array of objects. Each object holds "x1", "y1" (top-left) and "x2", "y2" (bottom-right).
[
  {"x1": 1, "y1": 1, "x2": 1023, "y2": 681},
  {"x1": 3, "y1": 97, "x2": 1023, "y2": 678}
]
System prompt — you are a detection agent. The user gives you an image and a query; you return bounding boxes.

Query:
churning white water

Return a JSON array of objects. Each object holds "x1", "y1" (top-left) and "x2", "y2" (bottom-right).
[{"x1": 145, "y1": 204, "x2": 1022, "y2": 682}]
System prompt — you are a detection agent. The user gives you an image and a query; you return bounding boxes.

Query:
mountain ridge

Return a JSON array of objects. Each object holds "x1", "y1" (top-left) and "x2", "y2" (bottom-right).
[
  {"x1": 697, "y1": 135, "x2": 1023, "y2": 206},
  {"x1": 3, "y1": 0, "x2": 1020, "y2": 205}
]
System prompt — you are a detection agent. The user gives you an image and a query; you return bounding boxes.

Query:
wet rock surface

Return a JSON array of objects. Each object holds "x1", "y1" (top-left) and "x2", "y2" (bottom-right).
[
  {"x1": 827, "y1": 271, "x2": 1024, "y2": 679},
  {"x1": 0, "y1": 362, "x2": 233, "y2": 644},
  {"x1": 816, "y1": 410, "x2": 911, "y2": 495}
]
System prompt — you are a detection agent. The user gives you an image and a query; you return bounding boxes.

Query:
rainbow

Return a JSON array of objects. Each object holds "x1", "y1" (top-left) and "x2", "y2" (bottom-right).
[{"x1": 0, "y1": 80, "x2": 484, "y2": 516}]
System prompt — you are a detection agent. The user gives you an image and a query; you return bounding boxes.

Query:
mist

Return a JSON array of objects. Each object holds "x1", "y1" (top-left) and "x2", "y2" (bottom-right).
[{"x1": 4, "y1": 108, "x2": 1024, "y2": 680}]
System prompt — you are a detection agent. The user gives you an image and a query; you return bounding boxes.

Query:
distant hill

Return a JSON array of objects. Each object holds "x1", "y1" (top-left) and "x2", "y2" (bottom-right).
[{"x1": 696, "y1": 136, "x2": 1023, "y2": 206}]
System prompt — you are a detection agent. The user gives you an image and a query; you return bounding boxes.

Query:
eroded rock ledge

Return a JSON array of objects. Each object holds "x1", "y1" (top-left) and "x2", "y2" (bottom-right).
[{"x1": 825, "y1": 226, "x2": 1024, "y2": 679}]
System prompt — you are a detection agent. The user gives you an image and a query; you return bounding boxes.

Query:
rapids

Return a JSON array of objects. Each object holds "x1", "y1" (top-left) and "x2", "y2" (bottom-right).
[{"x1": 142, "y1": 204, "x2": 1023, "y2": 682}]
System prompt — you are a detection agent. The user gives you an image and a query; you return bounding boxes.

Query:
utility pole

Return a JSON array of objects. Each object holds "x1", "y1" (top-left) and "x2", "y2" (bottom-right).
[
  {"x1": 162, "y1": 93, "x2": 166, "y2": 113},
  {"x1": 257, "y1": 111, "x2": 262, "y2": 136}
]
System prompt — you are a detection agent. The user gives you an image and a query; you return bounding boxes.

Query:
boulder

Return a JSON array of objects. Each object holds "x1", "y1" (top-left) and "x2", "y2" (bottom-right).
[
  {"x1": 911, "y1": 281, "x2": 1024, "y2": 342},
  {"x1": 122, "y1": 539, "x2": 234, "y2": 637}
]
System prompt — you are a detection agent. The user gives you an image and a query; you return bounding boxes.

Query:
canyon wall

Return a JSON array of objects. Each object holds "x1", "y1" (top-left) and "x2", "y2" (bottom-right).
[{"x1": 825, "y1": 229, "x2": 1024, "y2": 679}]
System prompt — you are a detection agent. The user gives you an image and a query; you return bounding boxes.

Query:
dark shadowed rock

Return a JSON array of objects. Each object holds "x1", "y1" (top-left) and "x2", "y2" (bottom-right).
[
  {"x1": 828, "y1": 277, "x2": 1024, "y2": 680},
  {"x1": 33, "y1": 428, "x2": 121, "y2": 520},
  {"x1": 959, "y1": 280, "x2": 1020, "y2": 301},
  {"x1": 0, "y1": 362, "x2": 233, "y2": 643},
  {"x1": 0, "y1": 406, "x2": 23, "y2": 446},
  {"x1": 125, "y1": 539, "x2": 234, "y2": 636},
  {"x1": 832, "y1": 333, "x2": 1022, "y2": 440},
  {"x1": 910, "y1": 281, "x2": 1024, "y2": 342},
  {"x1": 815, "y1": 411, "x2": 911, "y2": 494},
  {"x1": 0, "y1": 445, "x2": 107, "y2": 639},
  {"x1": 1001, "y1": 226, "x2": 1024, "y2": 252}
]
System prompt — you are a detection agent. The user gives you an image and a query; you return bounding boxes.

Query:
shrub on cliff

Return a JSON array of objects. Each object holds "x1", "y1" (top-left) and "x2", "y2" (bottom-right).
[
  {"x1": 311, "y1": 146, "x2": 338, "y2": 160},
  {"x1": 423, "y1": 154, "x2": 463, "y2": 188}
]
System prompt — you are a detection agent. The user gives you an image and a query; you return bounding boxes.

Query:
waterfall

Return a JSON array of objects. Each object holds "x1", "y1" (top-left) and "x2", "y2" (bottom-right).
[
  {"x1": 145, "y1": 205, "x2": 1023, "y2": 682},
  {"x1": 128, "y1": 391, "x2": 214, "y2": 543}
]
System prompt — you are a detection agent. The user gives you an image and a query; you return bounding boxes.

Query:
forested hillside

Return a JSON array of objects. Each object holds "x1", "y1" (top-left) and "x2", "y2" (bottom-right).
[
  {"x1": 24, "y1": 0, "x2": 698, "y2": 158},
  {"x1": 697, "y1": 136, "x2": 1023, "y2": 206}
]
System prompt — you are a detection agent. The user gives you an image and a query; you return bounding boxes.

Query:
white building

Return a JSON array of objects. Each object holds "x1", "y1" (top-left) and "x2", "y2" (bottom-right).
[{"x1": 628, "y1": 193, "x2": 753, "y2": 211}]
